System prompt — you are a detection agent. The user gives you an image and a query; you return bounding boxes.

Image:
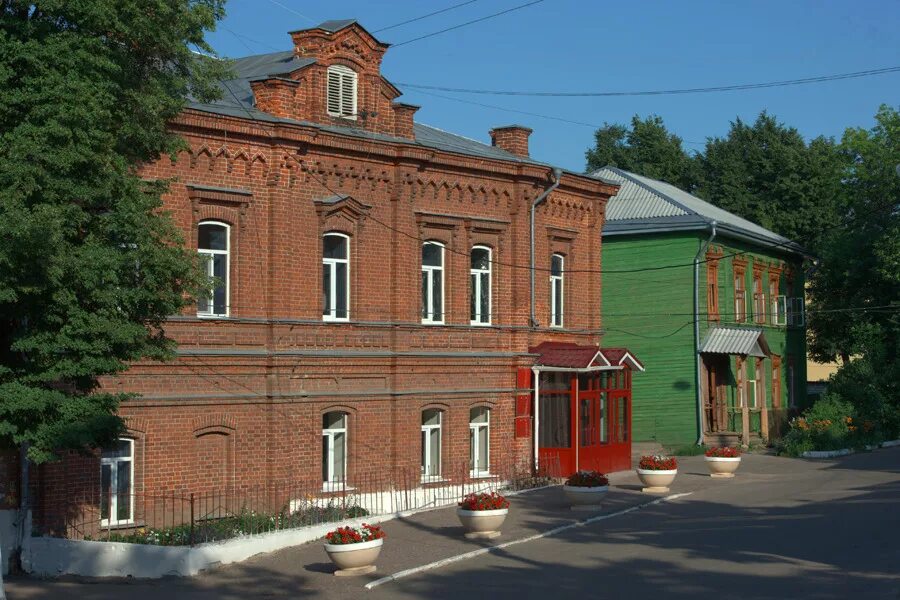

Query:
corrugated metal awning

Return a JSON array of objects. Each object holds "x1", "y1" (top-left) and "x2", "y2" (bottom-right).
[{"x1": 700, "y1": 327, "x2": 770, "y2": 358}]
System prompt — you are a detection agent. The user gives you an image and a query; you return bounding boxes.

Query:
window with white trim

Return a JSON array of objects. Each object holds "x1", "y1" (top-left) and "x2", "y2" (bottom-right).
[
  {"x1": 197, "y1": 221, "x2": 229, "y2": 317},
  {"x1": 748, "y1": 359, "x2": 760, "y2": 409},
  {"x1": 101, "y1": 438, "x2": 134, "y2": 526},
  {"x1": 422, "y1": 242, "x2": 444, "y2": 324},
  {"x1": 733, "y1": 266, "x2": 746, "y2": 323},
  {"x1": 322, "y1": 412, "x2": 348, "y2": 487},
  {"x1": 550, "y1": 254, "x2": 564, "y2": 328},
  {"x1": 326, "y1": 64, "x2": 357, "y2": 119},
  {"x1": 322, "y1": 233, "x2": 349, "y2": 321},
  {"x1": 469, "y1": 407, "x2": 490, "y2": 477},
  {"x1": 470, "y1": 246, "x2": 492, "y2": 325},
  {"x1": 421, "y1": 409, "x2": 442, "y2": 480}
]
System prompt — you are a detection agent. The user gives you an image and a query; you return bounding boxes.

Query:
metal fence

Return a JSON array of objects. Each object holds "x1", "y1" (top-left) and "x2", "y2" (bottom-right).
[{"x1": 44, "y1": 457, "x2": 561, "y2": 546}]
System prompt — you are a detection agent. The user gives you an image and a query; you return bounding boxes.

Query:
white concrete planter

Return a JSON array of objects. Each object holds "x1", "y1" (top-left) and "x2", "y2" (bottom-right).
[
  {"x1": 323, "y1": 538, "x2": 383, "y2": 576},
  {"x1": 704, "y1": 456, "x2": 742, "y2": 478},
  {"x1": 563, "y1": 485, "x2": 608, "y2": 507},
  {"x1": 456, "y1": 507, "x2": 508, "y2": 539},
  {"x1": 636, "y1": 469, "x2": 677, "y2": 492}
]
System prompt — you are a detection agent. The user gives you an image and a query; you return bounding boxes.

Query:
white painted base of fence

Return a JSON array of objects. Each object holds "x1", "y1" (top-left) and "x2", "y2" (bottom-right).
[{"x1": 22, "y1": 483, "x2": 557, "y2": 579}]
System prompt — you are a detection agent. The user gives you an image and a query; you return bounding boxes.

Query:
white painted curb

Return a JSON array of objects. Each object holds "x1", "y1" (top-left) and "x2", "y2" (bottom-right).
[
  {"x1": 801, "y1": 449, "x2": 853, "y2": 458},
  {"x1": 881, "y1": 439, "x2": 900, "y2": 448},
  {"x1": 364, "y1": 491, "x2": 694, "y2": 590}
]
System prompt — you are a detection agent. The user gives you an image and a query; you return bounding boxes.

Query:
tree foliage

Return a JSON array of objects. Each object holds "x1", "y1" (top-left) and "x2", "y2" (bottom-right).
[
  {"x1": 584, "y1": 114, "x2": 698, "y2": 191},
  {"x1": 0, "y1": 0, "x2": 229, "y2": 463},
  {"x1": 695, "y1": 112, "x2": 848, "y2": 253}
]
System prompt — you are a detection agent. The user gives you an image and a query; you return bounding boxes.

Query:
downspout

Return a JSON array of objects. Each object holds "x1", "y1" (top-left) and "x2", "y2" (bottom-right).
[
  {"x1": 530, "y1": 168, "x2": 563, "y2": 327},
  {"x1": 695, "y1": 221, "x2": 717, "y2": 445}
]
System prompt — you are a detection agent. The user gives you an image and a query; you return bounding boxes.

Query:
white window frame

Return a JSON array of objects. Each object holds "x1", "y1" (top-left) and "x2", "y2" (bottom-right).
[
  {"x1": 322, "y1": 412, "x2": 348, "y2": 490},
  {"x1": 753, "y1": 276, "x2": 766, "y2": 324},
  {"x1": 422, "y1": 242, "x2": 445, "y2": 325},
  {"x1": 322, "y1": 233, "x2": 350, "y2": 322},
  {"x1": 326, "y1": 64, "x2": 357, "y2": 120},
  {"x1": 733, "y1": 271, "x2": 746, "y2": 323},
  {"x1": 100, "y1": 438, "x2": 134, "y2": 527},
  {"x1": 470, "y1": 245, "x2": 492, "y2": 326},
  {"x1": 550, "y1": 253, "x2": 564, "y2": 328},
  {"x1": 197, "y1": 221, "x2": 230, "y2": 318},
  {"x1": 748, "y1": 360, "x2": 760, "y2": 409},
  {"x1": 469, "y1": 407, "x2": 491, "y2": 478},
  {"x1": 421, "y1": 409, "x2": 442, "y2": 481}
]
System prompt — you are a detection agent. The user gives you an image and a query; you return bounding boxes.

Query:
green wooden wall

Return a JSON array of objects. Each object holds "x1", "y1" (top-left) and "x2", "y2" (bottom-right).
[{"x1": 602, "y1": 231, "x2": 808, "y2": 445}]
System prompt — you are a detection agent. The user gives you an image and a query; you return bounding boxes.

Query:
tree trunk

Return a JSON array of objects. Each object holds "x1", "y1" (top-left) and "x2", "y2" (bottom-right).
[{"x1": 840, "y1": 352, "x2": 850, "y2": 366}]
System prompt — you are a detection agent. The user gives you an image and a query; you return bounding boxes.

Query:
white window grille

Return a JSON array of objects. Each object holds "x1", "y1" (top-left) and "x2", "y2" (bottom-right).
[
  {"x1": 326, "y1": 65, "x2": 357, "y2": 119},
  {"x1": 322, "y1": 412, "x2": 348, "y2": 489},
  {"x1": 469, "y1": 407, "x2": 491, "y2": 477},
  {"x1": 422, "y1": 242, "x2": 444, "y2": 324},
  {"x1": 101, "y1": 438, "x2": 134, "y2": 526},
  {"x1": 197, "y1": 221, "x2": 229, "y2": 317},
  {"x1": 322, "y1": 233, "x2": 350, "y2": 321},
  {"x1": 470, "y1": 246, "x2": 492, "y2": 325},
  {"x1": 421, "y1": 409, "x2": 442, "y2": 481},
  {"x1": 550, "y1": 254, "x2": 564, "y2": 328}
]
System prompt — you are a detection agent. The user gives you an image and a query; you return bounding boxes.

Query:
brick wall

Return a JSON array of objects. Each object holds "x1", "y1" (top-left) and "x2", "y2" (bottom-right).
[{"x1": 32, "y1": 21, "x2": 620, "y2": 529}]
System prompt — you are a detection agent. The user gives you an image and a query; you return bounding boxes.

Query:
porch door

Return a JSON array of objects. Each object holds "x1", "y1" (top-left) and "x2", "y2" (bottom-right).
[
  {"x1": 537, "y1": 372, "x2": 576, "y2": 477},
  {"x1": 704, "y1": 355, "x2": 729, "y2": 433},
  {"x1": 576, "y1": 374, "x2": 630, "y2": 473}
]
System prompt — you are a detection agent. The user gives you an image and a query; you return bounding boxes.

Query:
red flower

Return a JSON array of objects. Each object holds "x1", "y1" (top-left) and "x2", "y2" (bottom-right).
[
  {"x1": 565, "y1": 470, "x2": 609, "y2": 487},
  {"x1": 458, "y1": 492, "x2": 509, "y2": 511},
  {"x1": 638, "y1": 455, "x2": 677, "y2": 471},
  {"x1": 324, "y1": 523, "x2": 387, "y2": 545},
  {"x1": 705, "y1": 446, "x2": 741, "y2": 458}
]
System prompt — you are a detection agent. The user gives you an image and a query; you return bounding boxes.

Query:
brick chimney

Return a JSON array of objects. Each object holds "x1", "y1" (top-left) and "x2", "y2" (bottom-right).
[
  {"x1": 489, "y1": 125, "x2": 532, "y2": 157},
  {"x1": 392, "y1": 102, "x2": 419, "y2": 140}
]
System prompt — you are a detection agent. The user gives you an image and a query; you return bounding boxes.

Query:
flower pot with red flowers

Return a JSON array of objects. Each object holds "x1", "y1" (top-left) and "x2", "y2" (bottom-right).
[
  {"x1": 704, "y1": 447, "x2": 742, "y2": 478},
  {"x1": 457, "y1": 492, "x2": 510, "y2": 539},
  {"x1": 323, "y1": 524, "x2": 386, "y2": 576},
  {"x1": 636, "y1": 455, "x2": 678, "y2": 493},
  {"x1": 563, "y1": 470, "x2": 609, "y2": 509}
]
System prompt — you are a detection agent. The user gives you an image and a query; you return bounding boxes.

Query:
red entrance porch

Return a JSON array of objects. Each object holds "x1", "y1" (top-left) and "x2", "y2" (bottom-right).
[{"x1": 529, "y1": 343, "x2": 644, "y2": 476}]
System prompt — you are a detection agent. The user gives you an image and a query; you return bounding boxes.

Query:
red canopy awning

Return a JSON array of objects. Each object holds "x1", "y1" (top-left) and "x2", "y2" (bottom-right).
[{"x1": 529, "y1": 342, "x2": 644, "y2": 371}]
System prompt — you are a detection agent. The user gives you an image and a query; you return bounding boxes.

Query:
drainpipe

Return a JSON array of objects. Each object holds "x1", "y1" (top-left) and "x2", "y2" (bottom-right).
[
  {"x1": 695, "y1": 221, "x2": 717, "y2": 445},
  {"x1": 530, "y1": 168, "x2": 563, "y2": 327}
]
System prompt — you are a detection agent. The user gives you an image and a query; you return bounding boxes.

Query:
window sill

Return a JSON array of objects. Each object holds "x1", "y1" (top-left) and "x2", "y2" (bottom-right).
[
  {"x1": 327, "y1": 113, "x2": 357, "y2": 121},
  {"x1": 196, "y1": 313, "x2": 230, "y2": 320},
  {"x1": 469, "y1": 473, "x2": 496, "y2": 480},
  {"x1": 322, "y1": 483, "x2": 356, "y2": 493},
  {"x1": 469, "y1": 321, "x2": 492, "y2": 327},
  {"x1": 420, "y1": 477, "x2": 450, "y2": 485},
  {"x1": 99, "y1": 520, "x2": 141, "y2": 530},
  {"x1": 421, "y1": 321, "x2": 445, "y2": 326},
  {"x1": 322, "y1": 317, "x2": 350, "y2": 323}
]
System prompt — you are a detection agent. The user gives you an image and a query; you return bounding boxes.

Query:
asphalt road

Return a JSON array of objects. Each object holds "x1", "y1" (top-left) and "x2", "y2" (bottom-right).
[{"x1": 7, "y1": 448, "x2": 900, "y2": 600}]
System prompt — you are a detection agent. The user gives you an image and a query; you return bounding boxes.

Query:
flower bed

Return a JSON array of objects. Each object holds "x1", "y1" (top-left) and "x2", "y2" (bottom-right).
[
  {"x1": 565, "y1": 470, "x2": 609, "y2": 488},
  {"x1": 638, "y1": 455, "x2": 677, "y2": 471},
  {"x1": 87, "y1": 504, "x2": 369, "y2": 546},
  {"x1": 458, "y1": 492, "x2": 509, "y2": 511},
  {"x1": 705, "y1": 447, "x2": 741, "y2": 458},
  {"x1": 779, "y1": 396, "x2": 887, "y2": 457}
]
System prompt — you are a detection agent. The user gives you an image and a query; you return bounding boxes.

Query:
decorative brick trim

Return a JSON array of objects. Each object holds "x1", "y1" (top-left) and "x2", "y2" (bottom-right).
[{"x1": 191, "y1": 413, "x2": 237, "y2": 434}]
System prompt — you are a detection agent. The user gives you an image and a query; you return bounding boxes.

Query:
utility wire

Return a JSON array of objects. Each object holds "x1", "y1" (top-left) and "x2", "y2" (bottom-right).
[
  {"x1": 391, "y1": 0, "x2": 546, "y2": 48},
  {"x1": 396, "y1": 66, "x2": 900, "y2": 96},
  {"x1": 263, "y1": 0, "x2": 316, "y2": 24},
  {"x1": 374, "y1": 0, "x2": 481, "y2": 33}
]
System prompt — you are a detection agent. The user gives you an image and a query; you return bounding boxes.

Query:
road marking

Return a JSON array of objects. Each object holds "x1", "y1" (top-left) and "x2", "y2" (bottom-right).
[{"x1": 364, "y1": 491, "x2": 693, "y2": 590}]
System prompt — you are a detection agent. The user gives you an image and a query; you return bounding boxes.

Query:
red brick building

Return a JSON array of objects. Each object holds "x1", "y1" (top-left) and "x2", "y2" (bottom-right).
[{"x1": 32, "y1": 20, "x2": 640, "y2": 531}]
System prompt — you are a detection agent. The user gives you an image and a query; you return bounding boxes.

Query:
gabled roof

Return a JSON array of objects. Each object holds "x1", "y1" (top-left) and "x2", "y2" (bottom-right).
[
  {"x1": 700, "y1": 327, "x2": 770, "y2": 358},
  {"x1": 529, "y1": 342, "x2": 644, "y2": 371},
  {"x1": 590, "y1": 166, "x2": 807, "y2": 256}
]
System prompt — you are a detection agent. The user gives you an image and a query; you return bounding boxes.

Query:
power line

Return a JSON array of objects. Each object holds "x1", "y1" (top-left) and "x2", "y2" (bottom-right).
[
  {"x1": 391, "y1": 0, "x2": 546, "y2": 48},
  {"x1": 396, "y1": 65, "x2": 900, "y2": 96},
  {"x1": 263, "y1": 0, "x2": 316, "y2": 24},
  {"x1": 374, "y1": 0, "x2": 481, "y2": 33},
  {"x1": 220, "y1": 25, "x2": 281, "y2": 53}
]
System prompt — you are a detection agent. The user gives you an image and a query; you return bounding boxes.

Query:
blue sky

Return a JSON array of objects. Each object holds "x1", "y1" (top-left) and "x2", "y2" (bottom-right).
[{"x1": 206, "y1": 0, "x2": 900, "y2": 172}]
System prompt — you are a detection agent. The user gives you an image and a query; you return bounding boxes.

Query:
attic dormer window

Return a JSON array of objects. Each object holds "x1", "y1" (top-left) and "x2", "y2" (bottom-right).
[{"x1": 326, "y1": 64, "x2": 357, "y2": 120}]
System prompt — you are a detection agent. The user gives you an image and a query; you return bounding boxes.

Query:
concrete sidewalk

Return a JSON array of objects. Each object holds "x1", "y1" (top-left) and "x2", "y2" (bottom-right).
[{"x1": 6, "y1": 452, "x2": 775, "y2": 599}]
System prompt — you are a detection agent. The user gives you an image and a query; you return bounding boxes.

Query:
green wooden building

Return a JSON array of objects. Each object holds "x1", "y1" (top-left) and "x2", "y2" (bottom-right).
[{"x1": 592, "y1": 167, "x2": 810, "y2": 447}]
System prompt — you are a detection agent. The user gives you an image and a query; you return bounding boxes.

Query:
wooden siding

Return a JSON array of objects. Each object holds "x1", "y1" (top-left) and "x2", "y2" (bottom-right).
[{"x1": 603, "y1": 232, "x2": 808, "y2": 444}]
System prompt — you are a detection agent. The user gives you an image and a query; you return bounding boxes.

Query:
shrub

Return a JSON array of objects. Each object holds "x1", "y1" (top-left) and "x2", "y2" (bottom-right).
[
  {"x1": 778, "y1": 394, "x2": 877, "y2": 456},
  {"x1": 638, "y1": 455, "x2": 677, "y2": 471},
  {"x1": 565, "y1": 470, "x2": 609, "y2": 487}
]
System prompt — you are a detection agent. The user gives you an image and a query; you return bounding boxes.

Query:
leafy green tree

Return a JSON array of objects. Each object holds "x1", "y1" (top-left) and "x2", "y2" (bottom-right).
[
  {"x1": 0, "y1": 0, "x2": 229, "y2": 472},
  {"x1": 695, "y1": 112, "x2": 848, "y2": 252},
  {"x1": 585, "y1": 114, "x2": 698, "y2": 190}
]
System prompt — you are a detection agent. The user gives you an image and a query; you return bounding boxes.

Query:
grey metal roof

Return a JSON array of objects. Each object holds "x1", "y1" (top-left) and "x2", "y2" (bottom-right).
[
  {"x1": 700, "y1": 327, "x2": 770, "y2": 358},
  {"x1": 187, "y1": 49, "x2": 589, "y2": 174},
  {"x1": 289, "y1": 19, "x2": 359, "y2": 34},
  {"x1": 591, "y1": 166, "x2": 807, "y2": 256}
]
